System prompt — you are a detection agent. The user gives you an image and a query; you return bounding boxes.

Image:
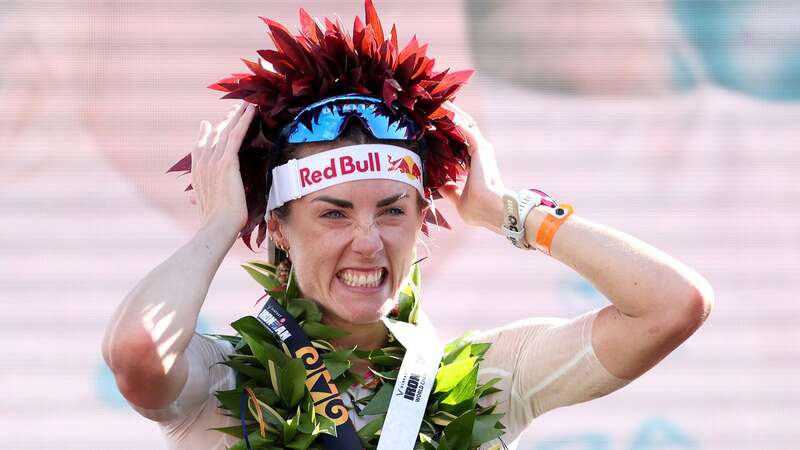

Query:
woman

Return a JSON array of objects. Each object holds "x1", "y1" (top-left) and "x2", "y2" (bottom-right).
[{"x1": 101, "y1": 2, "x2": 714, "y2": 449}]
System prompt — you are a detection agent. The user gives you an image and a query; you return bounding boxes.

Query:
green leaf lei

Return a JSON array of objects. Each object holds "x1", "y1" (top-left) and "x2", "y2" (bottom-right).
[{"x1": 206, "y1": 259, "x2": 506, "y2": 450}]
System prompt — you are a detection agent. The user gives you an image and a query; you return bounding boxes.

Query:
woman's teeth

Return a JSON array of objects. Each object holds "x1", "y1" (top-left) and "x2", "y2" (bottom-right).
[{"x1": 337, "y1": 269, "x2": 384, "y2": 288}]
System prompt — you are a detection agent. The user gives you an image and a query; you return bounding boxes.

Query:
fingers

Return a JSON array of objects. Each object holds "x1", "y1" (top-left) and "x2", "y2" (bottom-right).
[
  {"x1": 192, "y1": 120, "x2": 212, "y2": 173},
  {"x1": 437, "y1": 181, "x2": 463, "y2": 206},
  {"x1": 211, "y1": 102, "x2": 248, "y2": 161},
  {"x1": 442, "y1": 101, "x2": 484, "y2": 156},
  {"x1": 223, "y1": 103, "x2": 256, "y2": 159}
]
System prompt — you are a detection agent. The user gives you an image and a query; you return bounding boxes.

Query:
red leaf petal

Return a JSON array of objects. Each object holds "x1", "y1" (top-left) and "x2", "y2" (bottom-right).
[
  {"x1": 383, "y1": 78, "x2": 399, "y2": 105},
  {"x1": 264, "y1": 18, "x2": 313, "y2": 74},
  {"x1": 390, "y1": 24, "x2": 398, "y2": 55},
  {"x1": 428, "y1": 106, "x2": 452, "y2": 120},
  {"x1": 221, "y1": 90, "x2": 254, "y2": 100},
  {"x1": 411, "y1": 55, "x2": 434, "y2": 80},
  {"x1": 365, "y1": 0, "x2": 385, "y2": 44},
  {"x1": 167, "y1": 153, "x2": 191, "y2": 172},
  {"x1": 398, "y1": 35, "x2": 419, "y2": 64},
  {"x1": 324, "y1": 17, "x2": 337, "y2": 32},
  {"x1": 430, "y1": 70, "x2": 474, "y2": 95},
  {"x1": 257, "y1": 50, "x2": 297, "y2": 74},
  {"x1": 298, "y1": 8, "x2": 324, "y2": 44}
]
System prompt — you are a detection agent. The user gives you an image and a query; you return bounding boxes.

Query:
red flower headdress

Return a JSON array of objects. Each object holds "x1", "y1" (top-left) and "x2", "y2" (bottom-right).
[{"x1": 167, "y1": 0, "x2": 473, "y2": 250}]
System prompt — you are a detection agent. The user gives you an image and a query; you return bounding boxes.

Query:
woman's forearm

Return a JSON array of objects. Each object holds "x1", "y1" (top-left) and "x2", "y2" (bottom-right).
[
  {"x1": 101, "y1": 216, "x2": 240, "y2": 375},
  {"x1": 521, "y1": 205, "x2": 714, "y2": 319}
]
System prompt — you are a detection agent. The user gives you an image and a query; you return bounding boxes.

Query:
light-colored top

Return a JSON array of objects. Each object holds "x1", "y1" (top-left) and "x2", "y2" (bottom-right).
[{"x1": 127, "y1": 308, "x2": 631, "y2": 449}]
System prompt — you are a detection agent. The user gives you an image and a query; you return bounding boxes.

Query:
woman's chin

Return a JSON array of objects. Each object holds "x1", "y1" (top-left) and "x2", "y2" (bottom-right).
[{"x1": 329, "y1": 276, "x2": 394, "y2": 324}]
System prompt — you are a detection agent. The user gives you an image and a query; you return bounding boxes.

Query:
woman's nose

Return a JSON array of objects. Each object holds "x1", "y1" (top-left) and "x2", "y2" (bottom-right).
[{"x1": 350, "y1": 221, "x2": 384, "y2": 258}]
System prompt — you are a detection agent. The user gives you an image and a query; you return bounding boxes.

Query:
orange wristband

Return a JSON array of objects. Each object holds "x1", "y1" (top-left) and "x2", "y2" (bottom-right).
[{"x1": 534, "y1": 203, "x2": 574, "y2": 255}]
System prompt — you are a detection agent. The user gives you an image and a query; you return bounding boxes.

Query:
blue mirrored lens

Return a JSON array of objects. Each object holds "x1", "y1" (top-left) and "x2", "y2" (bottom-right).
[{"x1": 283, "y1": 96, "x2": 421, "y2": 144}]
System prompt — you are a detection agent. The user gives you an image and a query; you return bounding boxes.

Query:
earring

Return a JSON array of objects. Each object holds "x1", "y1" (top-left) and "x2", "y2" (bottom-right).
[{"x1": 276, "y1": 248, "x2": 292, "y2": 285}]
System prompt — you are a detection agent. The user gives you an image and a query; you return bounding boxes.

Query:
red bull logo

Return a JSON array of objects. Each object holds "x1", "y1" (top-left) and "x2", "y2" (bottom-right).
[{"x1": 387, "y1": 155, "x2": 422, "y2": 181}]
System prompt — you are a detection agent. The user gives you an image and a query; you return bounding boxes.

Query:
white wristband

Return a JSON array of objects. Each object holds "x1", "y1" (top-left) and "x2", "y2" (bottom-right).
[{"x1": 502, "y1": 189, "x2": 555, "y2": 250}]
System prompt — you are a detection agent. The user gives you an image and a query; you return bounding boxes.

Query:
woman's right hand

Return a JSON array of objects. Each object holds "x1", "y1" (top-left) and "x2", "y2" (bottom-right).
[{"x1": 189, "y1": 101, "x2": 256, "y2": 233}]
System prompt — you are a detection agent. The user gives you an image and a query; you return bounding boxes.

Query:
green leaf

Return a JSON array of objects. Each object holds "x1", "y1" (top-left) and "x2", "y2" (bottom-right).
[
  {"x1": 285, "y1": 267, "x2": 301, "y2": 300},
  {"x1": 317, "y1": 414, "x2": 338, "y2": 437},
  {"x1": 470, "y1": 413, "x2": 505, "y2": 447},
  {"x1": 296, "y1": 403, "x2": 316, "y2": 434},
  {"x1": 208, "y1": 424, "x2": 248, "y2": 438},
  {"x1": 469, "y1": 342, "x2": 492, "y2": 359},
  {"x1": 437, "y1": 434, "x2": 451, "y2": 450},
  {"x1": 434, "y1": 357, "x2": 477, "y2": 393},
  {"x1": 283, "y1": 406, "x2": 300, "y2": 443},
  {"x1": 443, "y1": 410, "x2": 475, "y2": 450},
  {"x1": 357, "y1": 415, "x2": 386, "y2": 445},
  {"x1": 410, "y1": 258, "x2": 421, "y2": 287},
  {"x1": 242, "y1": 264, "x2": 283, "y2": 290},
  {"x1": 321, "y1": 348, "x2": 355, "y2": 361},
  {"x1": 241, "y1": 331, "x2": 290, "y2": 367},
  {"x1": 251, "y1": 387, "x2": 281, "y2": 405},
  {"x1": 214, "y1": 390, "x2": 249, "y2": 420},
  {"x1": 286, "y1": 432, "x2": 317, "y2": 450},
  {"x1": 360, "y1": 382, "x2": 393, "y2": 416},
  {"x1": 334, "y1": 372, "x2": 357, "y2": 393},
  {"x1": 396, "y1": 290, "x2": 414, "y2": 322},
  {"x1": 301, "y1": 322, "x2": 350, "y2": 340},
  {"x1": 278, "y1": 358, "x2": 307, "y2": 408},
  {"x1": 246, "y1": 260, "x2": 277, "y2": 273},
  {"x1": 428, "y1": 410, "x2": 458, "y2": 427},
  {"x1": 475, "y1": 377, "x2": 503, "y2": 399},
  {"x1": 287, "y1": 298, "x2": 323, "y2": 323},
  {"x1": 441, "y1": 366, "x2": 478, "y2": 407},
  {"x1": 226, "y1": 430, "x2": 274, "y2": 450},
  {"x1": 230, "y1": 316, "x2": 273, "y2": 342},
  {"x1": 260, "y1": 402, "x2": 289, "y2": 427},
  {"x1": 320, "y1": 357, "x2": 350, "y2": 379},
  {"x1": 367, "y1": 353, "x2": 403, "y2": 367},
  {"x1": 368, "y1": 367, "x2": 399, "y2": 381},
  {"x1": 220, "y1": 359, "x2": 266, "y2": 383},
  {"x1": 321, "y1": 349, "x2": 354, "y2": 379}
]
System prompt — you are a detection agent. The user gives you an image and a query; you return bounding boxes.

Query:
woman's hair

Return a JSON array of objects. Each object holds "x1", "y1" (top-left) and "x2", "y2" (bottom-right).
[{"x1": 168, "y1": 1, "x2": 471, "y2": 250}]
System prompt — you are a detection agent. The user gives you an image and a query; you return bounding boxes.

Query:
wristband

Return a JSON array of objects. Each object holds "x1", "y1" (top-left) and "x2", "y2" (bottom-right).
[
  {"x1": 502, "y1": 189, "x2": 558, "y2": 250},
  {"x1": 534, "y1": 203, "x2": 574, "y2": 255}
]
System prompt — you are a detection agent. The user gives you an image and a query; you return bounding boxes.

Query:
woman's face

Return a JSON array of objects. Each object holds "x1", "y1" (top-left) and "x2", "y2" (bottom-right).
[{"x1": 271, "y1": 178, "x2": 424, "y2": 326}]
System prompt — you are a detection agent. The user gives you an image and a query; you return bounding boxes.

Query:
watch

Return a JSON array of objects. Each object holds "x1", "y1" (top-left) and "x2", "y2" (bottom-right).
[{"x1": 502, "y1": 189, "x2": 558, "y2": 250}]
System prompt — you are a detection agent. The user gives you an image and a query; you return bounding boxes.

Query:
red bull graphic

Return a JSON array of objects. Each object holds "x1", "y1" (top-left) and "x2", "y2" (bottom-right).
[{"x1": 387, "y1": 154, "x2": 422, "y2": 181}]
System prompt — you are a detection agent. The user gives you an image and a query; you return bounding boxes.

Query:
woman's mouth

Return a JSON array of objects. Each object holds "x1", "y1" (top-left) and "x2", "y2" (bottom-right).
[{"x1": 336, "y1": 268, "x2": 387, "y2": 289}]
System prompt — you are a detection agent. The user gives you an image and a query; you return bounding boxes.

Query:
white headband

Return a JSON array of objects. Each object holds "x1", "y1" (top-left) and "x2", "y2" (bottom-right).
[{"x1": 266, "y1": 144, "x2": 425, "y2": 211}]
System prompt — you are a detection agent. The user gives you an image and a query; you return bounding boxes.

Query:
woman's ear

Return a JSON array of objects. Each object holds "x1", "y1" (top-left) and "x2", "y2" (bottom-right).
[{"x1": 267, "y1": 212, "x2": 288, "y2": 249}]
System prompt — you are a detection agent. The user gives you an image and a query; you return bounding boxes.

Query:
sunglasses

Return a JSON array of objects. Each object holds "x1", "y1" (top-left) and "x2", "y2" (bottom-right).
[{"x1": 278, "y1": 94, "x2": 424, "y2": 145}]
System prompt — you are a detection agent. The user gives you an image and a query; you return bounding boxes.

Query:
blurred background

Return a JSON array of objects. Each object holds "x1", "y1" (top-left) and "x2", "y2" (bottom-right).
[{"x1": 1, "y1": 0, "x2": 797, "y2": 449}]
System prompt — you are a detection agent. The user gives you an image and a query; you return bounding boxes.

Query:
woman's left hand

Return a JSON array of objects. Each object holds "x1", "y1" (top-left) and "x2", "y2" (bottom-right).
[{"x1": 437, "y1": 102, "x2": 512, "y2": 233}]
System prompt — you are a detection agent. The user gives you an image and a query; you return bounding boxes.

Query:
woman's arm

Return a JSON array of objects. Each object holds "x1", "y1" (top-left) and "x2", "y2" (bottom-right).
[
  {"x1": 101, "y1": 101, "x2": 255, "y2": 411},
  {"x1": 438, "y1": 102, "x2": 714, "y2": 381},
  {"x1": 521, "y1": 207, "x2": 714, "y2": 379}
]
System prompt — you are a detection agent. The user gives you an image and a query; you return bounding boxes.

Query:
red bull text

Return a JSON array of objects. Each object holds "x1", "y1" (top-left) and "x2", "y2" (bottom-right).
[{"x1": 299, "y1": 152, "x2": 382, "y2": 188}]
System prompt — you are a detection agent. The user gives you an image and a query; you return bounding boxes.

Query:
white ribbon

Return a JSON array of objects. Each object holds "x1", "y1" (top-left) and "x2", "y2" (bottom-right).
[{"x1": 378, "y1": 311, "x2": 443, "y2": 450}]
